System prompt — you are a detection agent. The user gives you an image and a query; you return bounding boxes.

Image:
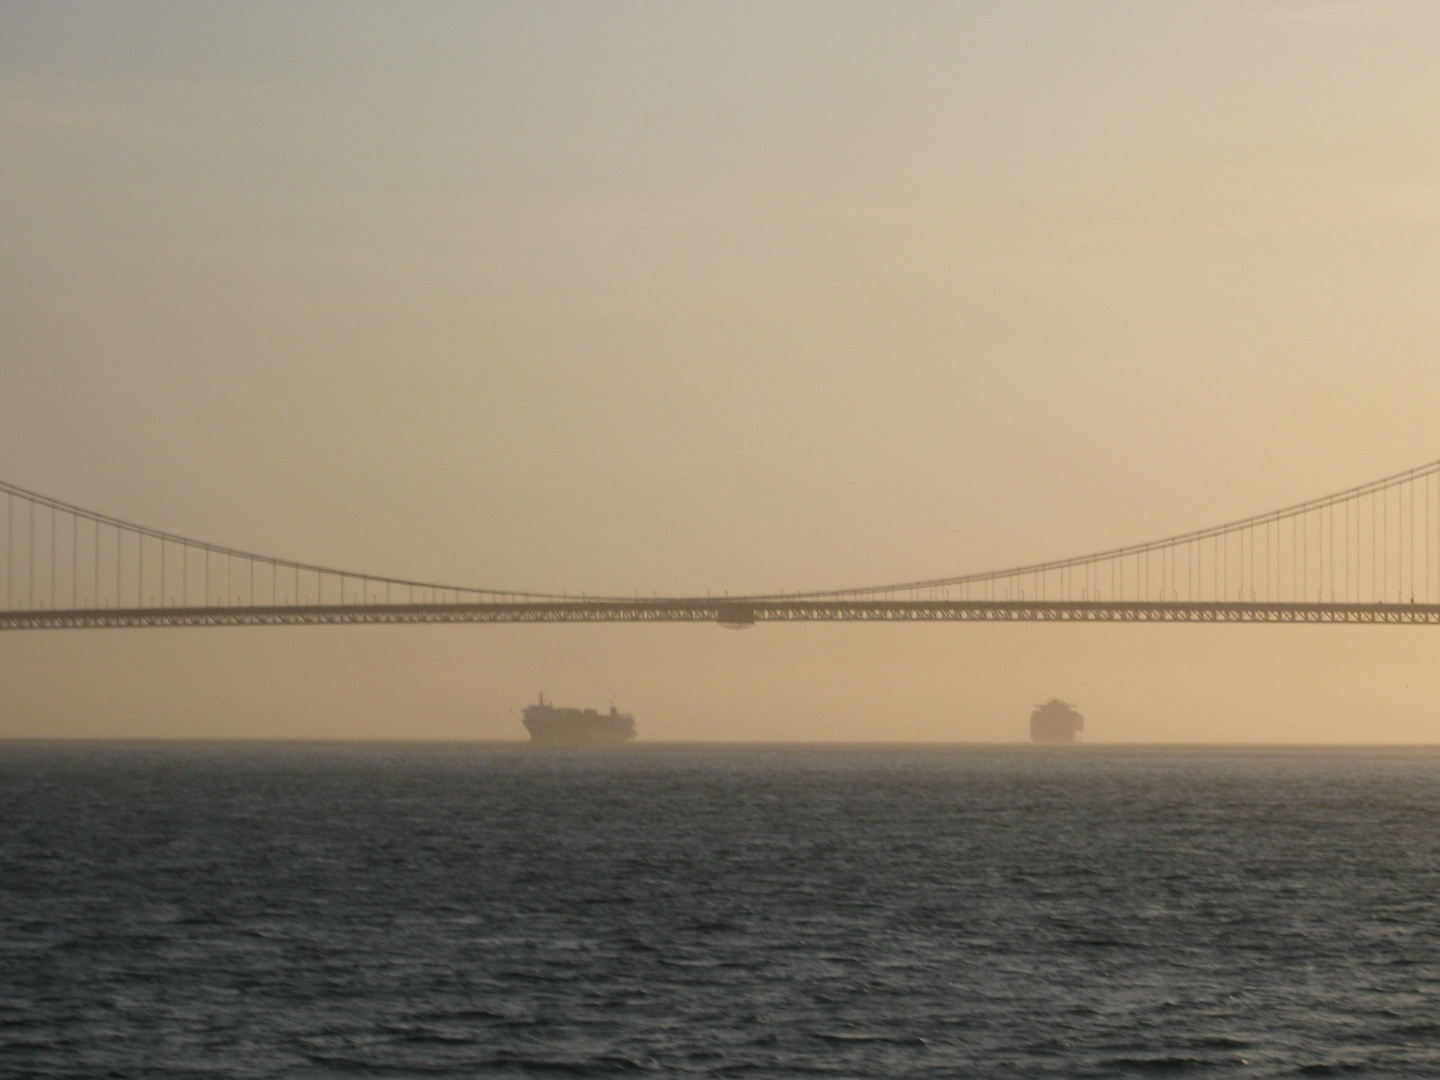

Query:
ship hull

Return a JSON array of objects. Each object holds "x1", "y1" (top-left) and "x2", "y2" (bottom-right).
[{"x1": 523, "y1": 717, "x2": 635, "y2": 745}]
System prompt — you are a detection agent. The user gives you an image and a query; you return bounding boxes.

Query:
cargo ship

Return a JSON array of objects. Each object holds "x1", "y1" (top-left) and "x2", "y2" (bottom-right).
[
  {"x1": 1030, "y1": 698, "x2": 1083, "y2": 744},
  {"x1": 522, "y1": 693, "x2": 636, "y2": 745}
]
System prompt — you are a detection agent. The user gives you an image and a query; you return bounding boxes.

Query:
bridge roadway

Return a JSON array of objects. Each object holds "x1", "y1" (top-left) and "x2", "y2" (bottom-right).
[{"x1": 6, "y1": 599, "x2": 1440, "y2": 630}]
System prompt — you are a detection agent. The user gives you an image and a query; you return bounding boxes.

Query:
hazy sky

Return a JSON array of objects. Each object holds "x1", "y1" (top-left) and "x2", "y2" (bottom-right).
[{"x1": 3, "y1": 1, "x2": 1438, "y2": 741}]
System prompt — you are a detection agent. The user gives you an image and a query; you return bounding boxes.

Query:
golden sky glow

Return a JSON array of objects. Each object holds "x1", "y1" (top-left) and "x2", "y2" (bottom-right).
[{"x1": 2, "y1": 2, "x2": 1438, "y2": 741}]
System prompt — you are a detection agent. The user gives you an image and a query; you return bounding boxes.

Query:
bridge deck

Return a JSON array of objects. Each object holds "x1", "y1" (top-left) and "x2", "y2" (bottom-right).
[{"x1": 5, "y1": 600, "x2": 1440, "y2": 629}]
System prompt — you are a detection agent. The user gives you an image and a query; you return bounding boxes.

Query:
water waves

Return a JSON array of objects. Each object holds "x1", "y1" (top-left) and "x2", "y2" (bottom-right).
[{"x1": 3, "y1": 743, "x2": 1440, "y2": 1077}]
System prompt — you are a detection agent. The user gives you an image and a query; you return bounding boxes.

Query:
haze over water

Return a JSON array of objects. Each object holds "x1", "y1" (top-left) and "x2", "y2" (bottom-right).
[{"x1": 5, "y1": 741, "x2": 1440, "y2": 1077}]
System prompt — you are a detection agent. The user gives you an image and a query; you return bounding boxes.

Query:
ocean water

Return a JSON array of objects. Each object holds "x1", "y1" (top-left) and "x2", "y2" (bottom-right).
[{"x1": 3, "y1": 743, "x2": 1440, "y2": 1078}]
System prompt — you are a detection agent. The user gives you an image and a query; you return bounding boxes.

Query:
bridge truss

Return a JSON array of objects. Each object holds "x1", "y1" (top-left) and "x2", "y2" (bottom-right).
[{"x1": 5, "y1": 458, "x2": 1440, "y2": 629}]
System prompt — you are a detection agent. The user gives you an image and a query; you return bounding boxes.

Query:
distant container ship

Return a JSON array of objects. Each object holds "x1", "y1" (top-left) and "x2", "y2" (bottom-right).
[
  {"x1": 522, "y1": 693, "x2": 636, "y2": 745},
  {"x1": 1030, "y1": 699, "x2": 1083, "y2": 744}
]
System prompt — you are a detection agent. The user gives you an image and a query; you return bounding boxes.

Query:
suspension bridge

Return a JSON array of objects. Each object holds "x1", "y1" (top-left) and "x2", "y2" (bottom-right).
[{"x1": 5, "y1": 460, "x2": 1440, "y2": 630}]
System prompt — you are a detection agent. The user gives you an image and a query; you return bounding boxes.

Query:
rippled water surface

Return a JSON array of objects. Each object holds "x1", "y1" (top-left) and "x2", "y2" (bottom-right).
[{"x1": 4, "y1": 742, "x2": 1440, "y2": 1077}]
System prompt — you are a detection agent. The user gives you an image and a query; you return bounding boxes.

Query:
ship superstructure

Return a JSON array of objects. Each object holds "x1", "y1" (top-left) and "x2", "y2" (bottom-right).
[
  {"x1": 522, "y1": 693, "x2": 636, "y2": 745},
  {"x1": 1030, "y1": 698, "x2": 1083, "y2": 744}
]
